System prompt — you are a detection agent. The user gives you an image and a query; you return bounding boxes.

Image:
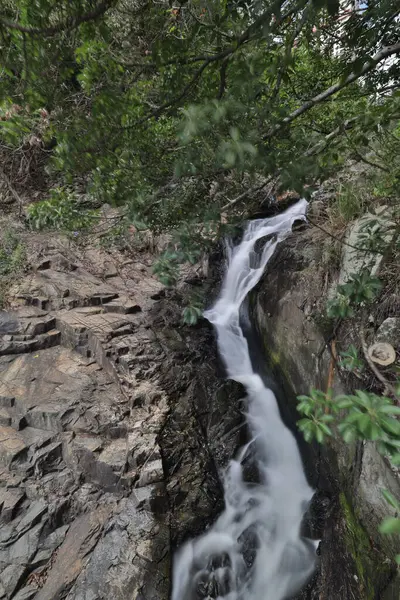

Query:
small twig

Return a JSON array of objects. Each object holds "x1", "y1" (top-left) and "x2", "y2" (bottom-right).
[
  {"x1": 263, "y1": 42, "x2": 400, "y2": 139},
  {"x1": 0, "y1": 164, "x2": 24, "y2": 218},
  {"x1": 325, "y1": 339, "x2": 337, "y2": 410},
  {"x1": 306, "y1": 216, "x2": 384, "y2": 255},
  {"x1": 221, "y1": 179, "x2": 273, "y2": 212},
  {"x1": 217, "y1": 58, "x2": 228, "y2": 100}
]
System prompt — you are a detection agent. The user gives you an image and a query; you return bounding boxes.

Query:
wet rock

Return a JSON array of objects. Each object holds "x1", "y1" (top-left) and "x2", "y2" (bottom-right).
[{"x1": 252, "y1": 231, "x2": 400, "y2": 599}]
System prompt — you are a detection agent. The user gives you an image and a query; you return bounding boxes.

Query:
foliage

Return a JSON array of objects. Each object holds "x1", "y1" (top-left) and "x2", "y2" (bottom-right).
[
  {"x1": 182, "y1": 289, "x2": 204, "y2": 325},
  {"x1": 26, "y1": 188, "x2": 99, "y2": 232},
  {"x1": 297, "y1": 384, "x2": 400, "y2": 562},
  {"x1": 327, "y1": 270, "x2": 383, "y2": 318},
  {"x1": 298, "y1": 387, "x2": 400, "y2": 448},
  {"x1": 0, "y1": 227, "x2": 27, "y2": 308},
  {"x1": 0, "y1": 0, "x2": 399, "y2": 267},
  {"x1": 339, "y1": 344, "x2": 364, "y2": 373},
  {"x1": 331, "y1": 180, "x2": 371, "y2": 223},
  {"x1": 0, "y1": 228, "x2": 27, "y2": 276}
]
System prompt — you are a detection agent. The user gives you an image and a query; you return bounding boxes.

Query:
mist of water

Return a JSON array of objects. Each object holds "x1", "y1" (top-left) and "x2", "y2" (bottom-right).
[{"x1": 172, "y1": 199, "x2": 317, "y2": 600}]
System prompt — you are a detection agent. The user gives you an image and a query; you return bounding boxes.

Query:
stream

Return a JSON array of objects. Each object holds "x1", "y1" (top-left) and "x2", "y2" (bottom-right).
[{"x1": 172, "y1": 199, "x2": 317, "y2": 600}]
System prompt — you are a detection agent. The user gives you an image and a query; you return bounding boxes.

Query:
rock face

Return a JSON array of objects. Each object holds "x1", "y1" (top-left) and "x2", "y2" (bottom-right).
[
  {"x1": 1, "y1": 213, "x2": 398, "y2": 600},
  {"x1": 0, "y1": 240, "x2": 242, "y2": 600},
  {"x1": 251, "y1": 225, "x2": 400, "y2": 600}
]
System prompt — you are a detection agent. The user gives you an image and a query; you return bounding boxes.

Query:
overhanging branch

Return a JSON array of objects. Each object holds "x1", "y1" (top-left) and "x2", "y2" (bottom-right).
[
  {"x1": 264, "y1": 42, "x2": 400, "y2": 139},
  {"x1": 0, "y1": 0, "x2": 115, "y2": 36}
]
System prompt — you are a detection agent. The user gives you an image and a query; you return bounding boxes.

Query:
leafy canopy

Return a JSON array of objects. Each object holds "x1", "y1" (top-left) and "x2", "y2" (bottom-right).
[{"x1": 0, "y1": 0, "x2": 399, "y2": 242}]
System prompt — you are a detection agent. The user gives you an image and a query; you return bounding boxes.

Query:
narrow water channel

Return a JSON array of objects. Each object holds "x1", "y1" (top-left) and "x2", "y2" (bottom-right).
[{"x1": 172, "y1": 200, "x2": 318, "y2": 600}]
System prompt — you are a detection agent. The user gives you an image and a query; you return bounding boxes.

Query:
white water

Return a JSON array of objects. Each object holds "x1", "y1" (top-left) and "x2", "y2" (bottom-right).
[{"x1": 172, "y1": 199, "x2": 317, "y2": 600}]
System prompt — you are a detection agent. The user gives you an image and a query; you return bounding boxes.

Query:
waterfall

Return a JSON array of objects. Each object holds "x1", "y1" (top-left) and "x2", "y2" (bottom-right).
[{"x1": 172, "y1": 199, "x2": 317, "y2": 600}]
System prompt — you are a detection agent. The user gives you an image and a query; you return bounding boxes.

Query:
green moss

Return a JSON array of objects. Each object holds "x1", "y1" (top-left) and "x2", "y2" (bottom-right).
[
  {"x1": 340, "y1": 492, "x2": 388, "y2": 600},
  {"x1": 269, "y1": 349, "x2": 281, "y2": 365}
]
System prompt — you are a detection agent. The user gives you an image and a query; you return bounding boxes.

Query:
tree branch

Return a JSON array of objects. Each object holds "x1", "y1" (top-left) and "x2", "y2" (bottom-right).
[
  {"x1": 120, "y1": 0, "x2": 307, "y2": 72},
  {"x1": 221, "y1": 179, "x2": 273, "y2": 212},
  {"x1": 217, "y1": 59, "x2": 229, "y2": 100},
  {"x1": 0, "y1": 0, "x2": 115, "y2": 36},
  {"x1": 264, "y1": 42, "x2": 400, "y2": 139}
]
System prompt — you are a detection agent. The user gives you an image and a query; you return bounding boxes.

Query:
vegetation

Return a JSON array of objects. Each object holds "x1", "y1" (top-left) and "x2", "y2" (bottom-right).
[
  {"x1": 0, "y1": 1, "x2": 399, "y2": 245},
  {"x1": 0, "y1": 227, "x2": 27, "y2": 307},
  {"x1": 297, "y1": 203, "x2": 400, "y2": 562},
  {"x1": 0, "y1": 0, "x2": 399, "y2": 574}
]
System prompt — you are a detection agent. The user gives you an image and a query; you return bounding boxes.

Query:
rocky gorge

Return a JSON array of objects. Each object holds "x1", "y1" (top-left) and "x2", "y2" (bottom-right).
[{"x1": 0, "y1": 197, "x2": 399, "y2": 600}]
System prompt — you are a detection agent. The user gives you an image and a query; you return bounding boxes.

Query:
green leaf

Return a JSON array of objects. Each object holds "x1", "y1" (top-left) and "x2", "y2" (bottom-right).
[
  {"x1": 380, "y1": 405, "x2": 400, "y2": 415},
  {"x1": 379, "y1": 517, "x2": 400, "y2": 535},
  {"x1": 336, "y1": 396, "x2": 354, "y2": 409},
  {"x1": 381, "y1": 489, "x2": 400, "y2": 511},
  {"x1": 319, "y1": 422, "x2": 333, "y2": 436},
  {"x1": 315, "y1": 426, "x2": 324, "y2": 443}
]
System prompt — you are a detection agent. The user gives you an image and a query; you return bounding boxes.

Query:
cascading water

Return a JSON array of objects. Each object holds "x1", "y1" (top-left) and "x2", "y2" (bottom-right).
[{"x1": 171, "y1": 199, "x2": 317, "y2": 600}]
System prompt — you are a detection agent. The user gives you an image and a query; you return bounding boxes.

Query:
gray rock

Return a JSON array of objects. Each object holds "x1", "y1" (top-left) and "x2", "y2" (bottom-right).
[
  {"x1": 0, "y1": 488, "x2": 25, "y2": 524},
  {"x1": 0, "y1": 398, "x2": 15, "y2": 409},
  {"x1": 0, "y1": 564, "x2": 26, "y2": 597},
  {"x1": 376, "y1": 317, "x2": 400, "y2": 349},
  {"x1": 0, "y1": 312, "x2": 20, "y2": 335},
  {"x1": 0, "y1": 241, "x2": 246, "y2": 600},
  {"x1": 0, "y1": 427, "x2": 28, "y2": 467},
  {"x1": 339, "y1": 208, "x2": 395, "y2": 285},
  {"x1": 25, "y1": 404, "x2": 72, "y2": 432},
  {"x1": 6, "y1": 522, "x2": 43, "y2": 565},
  {"x1": 98, "y1": 439, "x2": 127, "y2": 472},
  {"x1": 32, "y1": 442, "x2": 63, "y2": 475},
  {"x1": 252, "y1": 231, "x2": 400, "y2": 599},
  {"x1": 40, "y1": 525, "x2": 69, "y2": 551},
  {"x1": 137, "y1": 460, "x2": 163, "y2": 487},
  {"x1": 16, "y1": 501, "x2": 47, "y2": 535},
  {"x1": 12, "y1": 585, "x2": 38, "y2": 600},
  {"x1": 0, "y1": 410, "x2": 11, "y2": 427},
  {"x1": 35, "y1": 506, "x2": 111, "y2": 600}
]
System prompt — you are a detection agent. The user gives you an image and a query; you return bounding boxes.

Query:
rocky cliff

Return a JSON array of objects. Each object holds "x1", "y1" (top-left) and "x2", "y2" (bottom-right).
[
  {"x1": 0, "y1": 228, "x2": 243, "y2": 600},
  {"x1": 252, "y1": 220, "x2": 400, "y2": 600}
]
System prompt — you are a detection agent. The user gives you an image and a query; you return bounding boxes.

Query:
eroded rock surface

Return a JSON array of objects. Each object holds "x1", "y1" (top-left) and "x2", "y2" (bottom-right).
[
  {"x1": 252, "y1": 225, "x2": 400, "y2": 600},
  {"x1": 0, "y1": 241, "x2": 242, "y2": 600}
]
